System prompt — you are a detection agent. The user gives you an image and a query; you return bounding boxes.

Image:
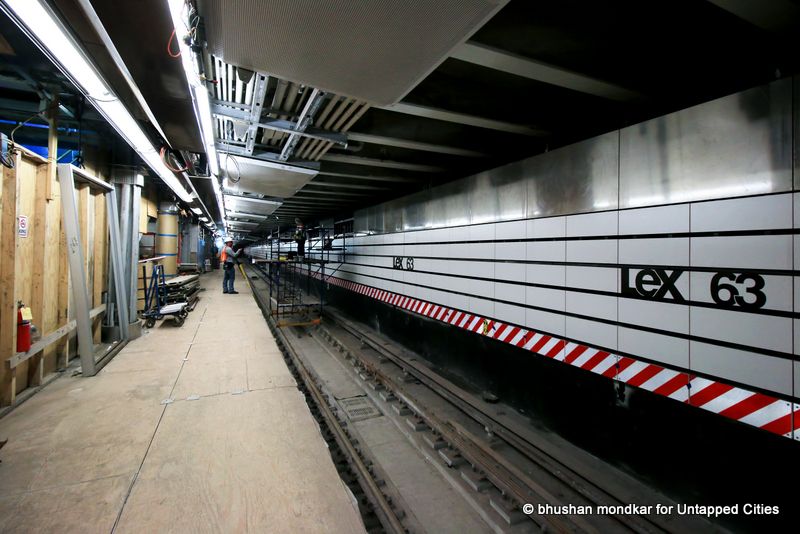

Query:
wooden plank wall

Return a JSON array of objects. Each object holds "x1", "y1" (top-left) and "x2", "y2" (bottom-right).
[{"x1": 0, "y1": 149, "x2": 110, "y2": 405}]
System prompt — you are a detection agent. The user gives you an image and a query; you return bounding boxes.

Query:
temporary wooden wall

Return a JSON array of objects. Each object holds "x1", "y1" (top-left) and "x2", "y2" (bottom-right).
[{"x1": 0, "y1": 148, "x2": 109, "y2": 406}]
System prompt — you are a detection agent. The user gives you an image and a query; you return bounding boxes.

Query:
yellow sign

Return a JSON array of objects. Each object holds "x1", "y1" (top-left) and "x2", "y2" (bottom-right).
[{"x1": 20, "y1": 307, "x2": 32, "y2": 321}]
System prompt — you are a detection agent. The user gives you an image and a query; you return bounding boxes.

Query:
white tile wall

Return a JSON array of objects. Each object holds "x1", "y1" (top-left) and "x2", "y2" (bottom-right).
[
  {"x1": 618, "y1": 328, "x2": 689, "y2": 369},
  {"x1": 427, "y1": 289, "x2": 449, "y2": 307},
  {"x1": 618, "y1": 298, "x2": 689, "y2": 333},
  {"x1": 566, "y1": 239, "x2": 618, "y2": 263},
  {"x1": 446, "y1": 242, "x2": 490, "y2": 259},
  {"x1": 691, "y1": 235, "x2": 792, "y2": 270},
  {"x1": 526, "y1": 286, "x2": 565, "y2": 311},
  {"x1": 566, "y1": 317, "x2": 617, "y2": 350},
  {"x1": 495, "y1": 302, "x2": 527, "y2": 326},
  {"x1": 449, "y1": 293, "x2": 469, "y2": 311},
  {"x1": 527, "y1": 264, "x2": 566, "y2": 286},
  {"x1": 495, "y1": 262, "x2": 525, "y2": 283},
  {"x1": 468, "y1": 280, "x2": 494, "y2": 299},
  {"x1": 794, "y1": 319, "x2": 800, "y2": 356},
  {"x1": 690, "y1": 307, "x2": 792, "y2": 353},
  {"x1": 495, "y1": 281, "x2": 525, "y2": 305},
  {"x1": 495, "y1": 220, "x2": 526, "y2": 240},
  {"x1": 566, "y1": 266, "x2": 616, "y2": 292},
  {"x1": 690, "y1": 341, "x2": 793, "y2": 396},
  {"x1": 469, "y1": 297, "x2": 494, "y2": 318},
  {"x1": 339, "y1": 193, "x2": 798, "y2": 400},
  {"x1": 526, "y1": 241, "x2": 566, "y2": 262},
  {"x1": 529, "y1": 216, "x2": 566, "y2": 238},
  {"x1": 460, "y1": 260, "x2": 494, "y2": 278},
  {"x1": 469, "y1": 223, "x2": 495, "y2": 241},
  {"x1": 496, "y1": 242, "x2": 526, "y2": 261},
  {"x1": 618, "y1": 238, "x2": 690, "y2": 265},
  {"x1": 619, "y1": 204, "x2": 690, "y2": 235},
  {"x1": 566, "y1": 211, "x2": 617, "y2": 237},
  {"x1": 526, "y1": 308, "x2": 566, "y2": 337},
  {"x1": 566, "y1": 292, "x2": 617, "y2": 321},
  {"x1": 449, "y1": 226, "x2": 470, "y2": 241},
  {"x1": 691, "y1": 194, "x2": 792, "y2": 232}
]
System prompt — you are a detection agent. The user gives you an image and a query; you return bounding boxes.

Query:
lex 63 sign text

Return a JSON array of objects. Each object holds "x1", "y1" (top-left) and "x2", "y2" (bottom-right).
[{"x1": 621, "y1": 267, "x2": 766, "y2": 310}]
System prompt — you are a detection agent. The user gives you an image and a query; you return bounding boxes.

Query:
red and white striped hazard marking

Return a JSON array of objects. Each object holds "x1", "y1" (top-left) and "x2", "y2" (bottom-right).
[{"x1": 308, "y1": 269, "x2": 799, "y2": 440}]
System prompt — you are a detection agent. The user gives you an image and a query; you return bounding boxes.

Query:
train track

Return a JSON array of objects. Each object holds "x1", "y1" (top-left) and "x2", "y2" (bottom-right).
[
  {"x1": 314, "y1": 307, "x2": 721, "y2": 534},
  {"x1": 244, "y1": 268, "x2": 407, "y2": 533},
  {"x1": 245, "y1": 265, "x2": 716, "y2": 533}
]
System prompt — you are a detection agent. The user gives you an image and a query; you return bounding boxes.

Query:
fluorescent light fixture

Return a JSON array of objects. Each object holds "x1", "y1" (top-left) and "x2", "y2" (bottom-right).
[
  {"x1": 199, "y1": 216, "x2": 208, "y2": 222},
  {"x1": 228, "y1": 195, "x2": 282, "y2": 206},
  {"x1": 191, "y1": 207, "x2": 202, "y2": 215},
  {"x1": 226, "y1": 210, "x2": 269, "y2": 219},
  {"x1": 166, "y1": 0, "x2": 219, "y2": 178},
  {"x1": 1, "y1": 0, "x2": 193, "y2": 204}
]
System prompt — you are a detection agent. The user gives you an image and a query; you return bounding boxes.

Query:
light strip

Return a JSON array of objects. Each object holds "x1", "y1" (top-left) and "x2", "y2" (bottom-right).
[
  {"x1": 165, "y1": 0, "x2": 220, "y2": 178},
  {"x1": 1, "y1": 0, "x2": 193, "y2": 204}
]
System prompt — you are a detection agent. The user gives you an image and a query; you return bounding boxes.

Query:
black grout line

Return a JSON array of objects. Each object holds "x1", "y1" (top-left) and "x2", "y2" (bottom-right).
[{"x1": 109, "y1": 305, "x2": 207, "y2": 533}]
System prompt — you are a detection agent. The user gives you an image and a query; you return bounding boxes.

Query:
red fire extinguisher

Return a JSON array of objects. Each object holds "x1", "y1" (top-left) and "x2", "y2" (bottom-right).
[{"x1": 16, "y1": 301, "x2": 31, "y2": 353}]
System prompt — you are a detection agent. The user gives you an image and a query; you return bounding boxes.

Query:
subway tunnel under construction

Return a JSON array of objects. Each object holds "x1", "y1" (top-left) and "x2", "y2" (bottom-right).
[{"x1": 0, "y1": 1, "x2": 799, "y2": 533}]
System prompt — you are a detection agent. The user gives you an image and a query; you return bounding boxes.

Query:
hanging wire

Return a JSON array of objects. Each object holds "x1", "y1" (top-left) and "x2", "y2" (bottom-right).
[
  {"x1": 167, "y1": 28, "x2": 181, "y2": 57},
  {"x1": 2, "y1": 111, "x2": 47, "y2": 168},
  {"x1": 160, "y1": 146, "x2": 189, "y2": 172},
  {"x1": 225, "y1": 152, "x2": 241, "y2": 183}
]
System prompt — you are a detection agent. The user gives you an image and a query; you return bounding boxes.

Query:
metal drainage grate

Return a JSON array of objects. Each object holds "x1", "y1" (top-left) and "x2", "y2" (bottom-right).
[{"x1": 337, "y1": 396, "x2": 382, "y2": 422}]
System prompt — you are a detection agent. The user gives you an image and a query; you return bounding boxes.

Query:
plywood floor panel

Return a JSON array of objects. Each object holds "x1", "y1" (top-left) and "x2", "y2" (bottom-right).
[{"x1": 0, "y1": 271, "x2": 364, "y2": 533}]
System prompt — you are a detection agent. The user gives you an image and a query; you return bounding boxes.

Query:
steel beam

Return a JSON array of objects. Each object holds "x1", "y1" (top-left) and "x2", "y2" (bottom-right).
[
  {"x1": 318, "y1": 171, "x2": 422, "y2": 183},
  {"x1": 294, "y1": 189, "x2": 372, "y2": 198},
  {"x1": 451, "y1": 42, "x2": 640, "y2": 101},
  {"x1": 378, "y1": 102, "x2": 546, "y2": 136},
  {"x1": 213, "y1": 108, "x2": 347, "y2": 146},
  {"x1": 306, "y1": 181, "x2": 390, "y2": 190},
  {"x1": 279, "y1": 89, "x2": 325, "y2": 161},
  {"x1": 57, "y1": 164, "x2": 97, "y2": 375},
  {"x1": 245, "y1": 73, "x2": 269, "y2": 155},
  {"x1": 347, "y1": 132, "x2": 487, "y2": 157},
  {"x1": 320, "y1": 153, "x2": 445, "y2": 172}
]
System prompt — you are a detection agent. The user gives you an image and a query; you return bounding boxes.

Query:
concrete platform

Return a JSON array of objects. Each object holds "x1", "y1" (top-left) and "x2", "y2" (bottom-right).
[{"x1": 0, "y1": 270, "x2": 365, "y2": 533}]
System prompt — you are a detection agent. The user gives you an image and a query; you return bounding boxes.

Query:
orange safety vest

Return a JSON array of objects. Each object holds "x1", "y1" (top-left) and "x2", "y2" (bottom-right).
[{"x1": 219, "y1": 246, "x2": 228, "y2": 263}]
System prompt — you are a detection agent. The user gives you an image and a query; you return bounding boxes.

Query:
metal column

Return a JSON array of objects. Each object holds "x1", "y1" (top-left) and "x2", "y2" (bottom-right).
[
  {"x1": 129, "y1": 174, "x2": 143, "y2": 321},
  {"x1": 57, "y1": 164, "x2": 97, "y2": 375},
  {"x1": 106, "y1": 188, "x2": 130, "y2": 340}
]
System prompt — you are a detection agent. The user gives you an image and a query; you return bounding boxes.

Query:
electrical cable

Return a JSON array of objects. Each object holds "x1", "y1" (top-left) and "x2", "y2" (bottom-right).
[
  {"x1": 225, "y1": 152, "x2": 241, "y2": 183},
  {"x1": 167, "y1": 28, "x2": 181, "y2": 58},
  {"x1": 160, "y1": 146, "x2": 189, "y2": 173},
  {"x1": 2, "y1": 111, "x2": 47, "y2": 168},
  {"x1": 0, "y1": 149, "x2": 13, "y2": 169},
  {"x1": 10, "y1": 111, "x2": 45, "y2": 145}
]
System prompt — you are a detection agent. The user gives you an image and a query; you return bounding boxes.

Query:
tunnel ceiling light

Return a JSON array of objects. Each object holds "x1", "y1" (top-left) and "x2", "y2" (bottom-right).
[
  {"x1": 191, "y1": 207, "x2": 202, "y2": 215},
  {"x1": 165, "y1": 0, "x2": 220, "y2": 179},
  {"x1": 199, "y1": 216, "x2": 208, "y2": 221},
  {"x1": 0, "y1": 0, "x2": 194, "y2": 204}
]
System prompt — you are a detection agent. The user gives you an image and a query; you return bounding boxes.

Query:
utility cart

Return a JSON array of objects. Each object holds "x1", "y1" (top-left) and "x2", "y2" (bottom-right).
[{"x1": 141, "y1": 263, "x2": 189, "y2": 328}]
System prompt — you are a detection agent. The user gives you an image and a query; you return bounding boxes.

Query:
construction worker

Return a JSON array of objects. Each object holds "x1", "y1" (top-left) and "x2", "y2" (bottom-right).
[{"x1": 219, "y1": 237, "x2": 241, "y2": 294}]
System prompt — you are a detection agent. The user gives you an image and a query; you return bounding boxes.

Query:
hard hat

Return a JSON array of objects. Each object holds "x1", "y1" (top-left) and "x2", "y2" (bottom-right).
[{"x1": 224, "y1": 236, "x2": 233, "y2": 243}]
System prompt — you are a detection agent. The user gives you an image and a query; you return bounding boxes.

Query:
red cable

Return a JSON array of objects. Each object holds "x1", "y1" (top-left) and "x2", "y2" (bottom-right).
[
  {"x1": 160, "y1": 146, "x2": 189, "y2": 173},
  {"x1": 167, "y1": 29, "x2": 181, "y2": 58}
]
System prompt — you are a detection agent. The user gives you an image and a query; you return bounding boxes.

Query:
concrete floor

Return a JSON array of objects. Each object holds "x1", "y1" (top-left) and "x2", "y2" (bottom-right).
[{"x1": 0, "y1": 269, "x2": 365, "y2": 533}]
